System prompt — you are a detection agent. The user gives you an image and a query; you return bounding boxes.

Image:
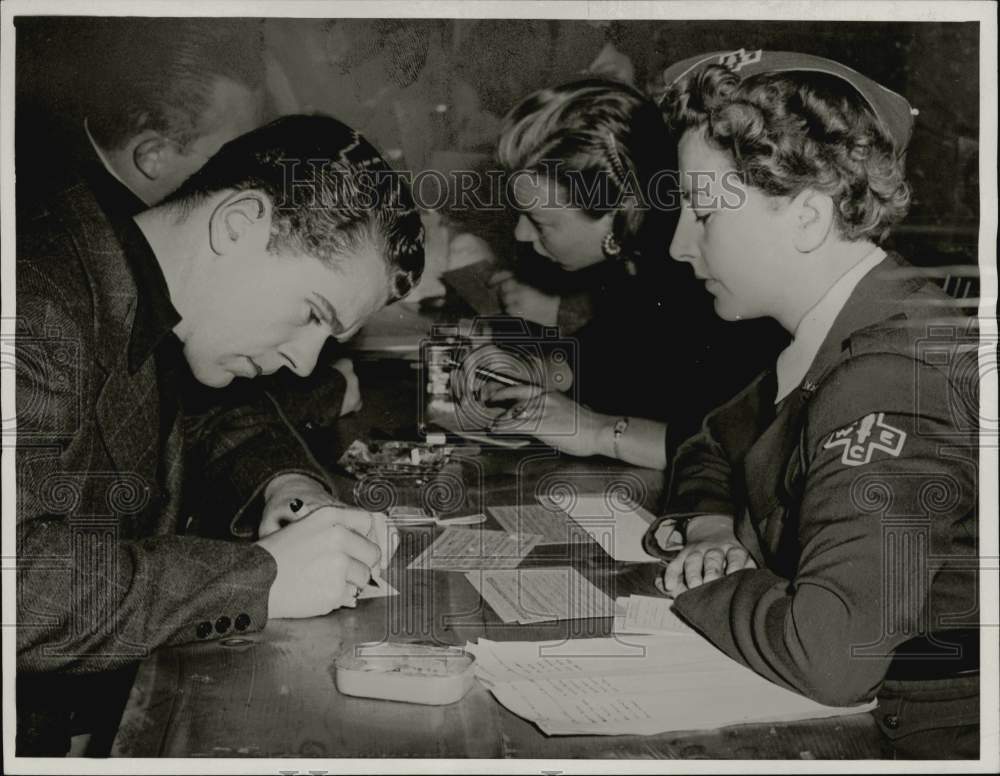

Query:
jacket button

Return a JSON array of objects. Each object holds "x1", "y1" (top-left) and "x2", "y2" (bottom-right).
[
  {"x1": 883, "y1": 714, "x2": 900, "y2": 730},
  {"x1": 195, "y1": 621, "x2": 212, "y2": 639},
  {"x1": 234, "y1": 613, "x2": 251, "y2": 631},
  {"x1": 215, "y1": 616, "x2": 231, "y2": 634}
]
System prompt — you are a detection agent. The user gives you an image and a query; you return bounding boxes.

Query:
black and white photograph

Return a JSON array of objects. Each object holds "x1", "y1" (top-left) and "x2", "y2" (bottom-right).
[{"x1": 1, "y1": 0, "x2": 997, "y2": 771}]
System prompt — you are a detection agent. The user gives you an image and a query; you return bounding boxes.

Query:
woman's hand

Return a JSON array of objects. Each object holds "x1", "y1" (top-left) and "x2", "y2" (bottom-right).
[
  {"x1": 489, "y1": 270, "x2": 560, "y2": 326},
  {"x1": 658, "y1": 514, "x2": 757, "y2": 598},
  {"x1": 487, "y1": 384, "x2": 610, "y2": 457}
]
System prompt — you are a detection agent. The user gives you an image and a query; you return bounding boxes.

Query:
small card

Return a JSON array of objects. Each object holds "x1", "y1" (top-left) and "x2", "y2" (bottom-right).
[
  {"x1": 407, "y1": 527, "x2": 542, "y2": 571},
  {"x1": 465, "y1": 567, "x2": 614, "y2": 624},
  {"x1": 614, "y1": 595, "x2": 693, "y2": 636}
]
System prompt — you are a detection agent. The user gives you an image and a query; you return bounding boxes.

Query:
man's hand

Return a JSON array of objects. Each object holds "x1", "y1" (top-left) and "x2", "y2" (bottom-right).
[
  {"x1": 489, "y1": 270, "x2": 560, "y2": 326},
  {"x1": 332, "y1": 358, "x2": 362, "y2": 416},
  {"x1": 260, "y1": 473, "x2": 337, "y2": 539},
  {"x1": 659, "y1": 514, "x2": 757, "y2": 598},
  {"x1": 256, "y1": 506, "x2": 381, "y2": 618}
]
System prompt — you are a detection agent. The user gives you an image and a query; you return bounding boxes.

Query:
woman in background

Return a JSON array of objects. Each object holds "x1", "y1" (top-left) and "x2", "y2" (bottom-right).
[{"x1": 458, "y1": 78, "x2": 784, "y2": 469}]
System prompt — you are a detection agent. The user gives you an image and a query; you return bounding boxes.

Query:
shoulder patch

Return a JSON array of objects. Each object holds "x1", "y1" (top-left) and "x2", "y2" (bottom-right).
[{"x1": 822, "y1": 412, "x2": 907, "y2": 466}]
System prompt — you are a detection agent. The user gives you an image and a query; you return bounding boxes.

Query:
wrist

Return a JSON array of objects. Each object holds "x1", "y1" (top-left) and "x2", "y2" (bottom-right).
[
  {"x1": 594, "y1": 414, "x2": 619, "y2": 458},
  {"x1": 684, "y1": 513, "x2": 735, "y2": 543}
]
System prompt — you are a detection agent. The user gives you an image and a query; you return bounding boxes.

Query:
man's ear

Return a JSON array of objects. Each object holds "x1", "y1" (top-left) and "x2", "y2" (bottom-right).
[
  {"x1": 791, "y1": 189, "x2": 835, "y2": 253},
  {"x1": 208, "y1": 189, "x2": 273, "y2": 256},
  {"x1": 132, "y1": 132, "x2": 177, "y2": 182}
]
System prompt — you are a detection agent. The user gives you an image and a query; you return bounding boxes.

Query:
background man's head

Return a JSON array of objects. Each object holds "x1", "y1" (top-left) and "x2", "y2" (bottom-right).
[
  {"x1": 85, "y1": 19, "x2": 267, "y2": 205},
  {"x1": 152, "y1": 114, "x2": 425, "y2": 388}
]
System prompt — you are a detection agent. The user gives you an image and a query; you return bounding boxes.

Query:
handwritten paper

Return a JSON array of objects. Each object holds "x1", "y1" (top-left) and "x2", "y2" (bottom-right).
[
  {"x1": 488, "y1": 504, "x2": 590, "y2": 545},
  {"x1": 407, "y1": 528, "x2": 541, "y2": 571},
  {"x1": 468, "y1": 636, "x2": 876, "y2": 736},
  {"x1": 464, "y1": 567, "x2": 614, "y2": 624}
]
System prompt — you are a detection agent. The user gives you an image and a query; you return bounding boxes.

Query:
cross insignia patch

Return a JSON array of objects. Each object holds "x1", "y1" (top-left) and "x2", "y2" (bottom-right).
[
  {"x1": 718, "y1": 48, "x2": 763, "y2": 72},
  {"x1": 823, "y1": 412, "x2": 908, "y2": 467}
]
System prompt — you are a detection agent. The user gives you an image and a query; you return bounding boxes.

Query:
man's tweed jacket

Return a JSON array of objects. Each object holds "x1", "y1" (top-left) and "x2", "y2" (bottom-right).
[{"x1": 15, "y1": 181, "x2": 329, "y2": 745}]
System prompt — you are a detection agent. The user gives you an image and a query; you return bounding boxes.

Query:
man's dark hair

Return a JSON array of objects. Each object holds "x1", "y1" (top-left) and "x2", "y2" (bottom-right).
[
  {"x1": 164, "y1": 114, "x2": 425, "y2": 301},
  {"x1": 85, "y1": 18, "x2": 265, "y2": 151}
]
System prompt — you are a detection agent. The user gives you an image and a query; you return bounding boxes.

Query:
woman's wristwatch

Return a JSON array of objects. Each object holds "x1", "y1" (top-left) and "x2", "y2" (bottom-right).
[{"x1": 611, "y1": 416, "x2": 630, "y2": 460}]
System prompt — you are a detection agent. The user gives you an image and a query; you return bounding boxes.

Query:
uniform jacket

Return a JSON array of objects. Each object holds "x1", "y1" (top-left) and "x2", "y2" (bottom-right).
[
  {"x1": 647, "y1": 253, "x2": 979, "y2": 707},
  {"x1": 15, "y1": 180, "x2": 330, "y2": 676}
]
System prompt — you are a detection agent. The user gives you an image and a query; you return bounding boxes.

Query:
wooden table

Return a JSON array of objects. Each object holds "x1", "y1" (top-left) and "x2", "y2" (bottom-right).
[{"x1": 112, "y1": 358, "x2": 883, "y2": 759}]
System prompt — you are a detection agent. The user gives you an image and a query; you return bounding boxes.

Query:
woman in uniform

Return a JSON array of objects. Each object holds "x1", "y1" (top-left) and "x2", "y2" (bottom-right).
[{"x1": 645, "y1": 50, "x2": 979, "y2": 759}]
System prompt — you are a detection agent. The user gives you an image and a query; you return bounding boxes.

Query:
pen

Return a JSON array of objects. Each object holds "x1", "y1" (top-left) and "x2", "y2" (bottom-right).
[
  {"x1": 442, "y1": 357, "x2": 532, "y2": 388},
  {"x1": 472, "y1": 366, "x2": 531, "y2": 387}
]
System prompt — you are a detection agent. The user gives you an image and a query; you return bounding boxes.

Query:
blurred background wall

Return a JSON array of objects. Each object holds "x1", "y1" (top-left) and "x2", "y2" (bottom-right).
[{"x1": 15, "y1": 16, "x2": 980, "y2": 273}]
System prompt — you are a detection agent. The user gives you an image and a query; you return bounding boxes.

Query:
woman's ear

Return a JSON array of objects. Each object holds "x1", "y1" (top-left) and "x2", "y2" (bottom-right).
[
  {"x1": 791, "y1": 189, "x2": 835, "y2": 253},
  {"x1": 208, "y1": 190, "x2": 273, "y2": 256}
]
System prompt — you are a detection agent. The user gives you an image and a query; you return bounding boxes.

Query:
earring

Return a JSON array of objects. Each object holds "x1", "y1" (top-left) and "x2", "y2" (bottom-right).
[{"x1": 602, "y1": 232, "x2": 621, "y2": 258}]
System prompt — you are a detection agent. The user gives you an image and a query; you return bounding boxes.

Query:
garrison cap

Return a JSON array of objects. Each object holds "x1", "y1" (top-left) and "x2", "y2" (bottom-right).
[{"x1": 661, "y1": 49, "x2": 917, "y2": 153}]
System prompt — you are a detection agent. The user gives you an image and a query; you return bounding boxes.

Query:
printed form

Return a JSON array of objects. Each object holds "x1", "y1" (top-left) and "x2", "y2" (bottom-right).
[
  {"x1": 407, "y1": 527, "x2": 541, "y2": 571},
  {"x1": 468, "y1": 635, "x2": 876, "y2": 736}
]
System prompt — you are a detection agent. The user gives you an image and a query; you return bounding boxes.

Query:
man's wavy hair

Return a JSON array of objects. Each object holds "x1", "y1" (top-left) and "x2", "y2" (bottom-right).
[
  {"x1": 165, "y1": 114, "x2": 424, "y2": 302},
  {"x1": 498, "y1": 77, "x2": 675, "y2": 261},
  {"x1": 663, "y1": 64, "x2": 910, "y2": 243}
]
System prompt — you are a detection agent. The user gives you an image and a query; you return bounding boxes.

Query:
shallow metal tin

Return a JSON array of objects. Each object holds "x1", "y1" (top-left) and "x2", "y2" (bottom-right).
[{"x1": 334, "y1": 641, "x2": 476, "y2": 705}]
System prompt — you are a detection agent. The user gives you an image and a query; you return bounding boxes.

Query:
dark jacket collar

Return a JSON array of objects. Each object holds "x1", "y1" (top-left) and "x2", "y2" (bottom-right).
[
  {"x1": 49, "y1": 180, "x2": 180, "y2": 375},
  {"x1": 116, "y1": 217, "x2": 181, "y2": 373},
  {"x1": 801, "y1": 252, "x2": 928, "y2": 390}
]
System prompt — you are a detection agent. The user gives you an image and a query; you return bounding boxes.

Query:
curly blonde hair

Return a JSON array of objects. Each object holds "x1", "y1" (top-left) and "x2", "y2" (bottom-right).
[{"x1": 663, "y1": 64, "x2": 910, "y2": 243}]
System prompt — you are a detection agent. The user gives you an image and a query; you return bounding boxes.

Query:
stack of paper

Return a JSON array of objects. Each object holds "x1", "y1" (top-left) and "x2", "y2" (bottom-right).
[
  {"x1": 468, "y1": 636, "x2": 875, "y2": 736},
  {"x1": 465, "y1": 567, "x2": 614, "y2": 624}
]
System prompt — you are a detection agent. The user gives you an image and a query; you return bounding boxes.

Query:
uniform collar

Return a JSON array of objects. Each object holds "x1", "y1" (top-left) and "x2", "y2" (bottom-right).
[{"x1": 774, "y1": 246, "x2": 886, "y2": 402}]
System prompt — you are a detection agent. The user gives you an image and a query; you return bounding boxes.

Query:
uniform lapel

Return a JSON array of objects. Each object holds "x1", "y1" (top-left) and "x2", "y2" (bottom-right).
[{"x1": 740, "y1": 254, "x2": 919, "y2": 570}]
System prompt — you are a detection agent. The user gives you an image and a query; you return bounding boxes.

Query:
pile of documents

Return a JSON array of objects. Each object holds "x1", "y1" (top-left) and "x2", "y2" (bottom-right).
[{"x1": 467, "y1": 598, "x2": 875, "y2": 736}]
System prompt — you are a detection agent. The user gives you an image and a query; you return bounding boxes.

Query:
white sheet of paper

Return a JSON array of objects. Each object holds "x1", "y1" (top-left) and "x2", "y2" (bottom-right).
[
  {"x1": 407, "y1": 528, "x2": 541, "y2": 571},
  {"x1": 538, "y1": 494, "x2": 658, "y2": 562},
  {"x1": 489, "y1": 503, "x2": 590, "y2": 545},
  {"x1": 357, "y1": 574, "x2": 399, "y2": 599},
  {"x1": 464, "y1": 567, "x2": 614, "y2": 624},
  {"x1": 618, "y1": 594, "x2": 694, "y2": 636},
  {"x1": 469, "y1": 635, "x2": 875, "y2": 736}
]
